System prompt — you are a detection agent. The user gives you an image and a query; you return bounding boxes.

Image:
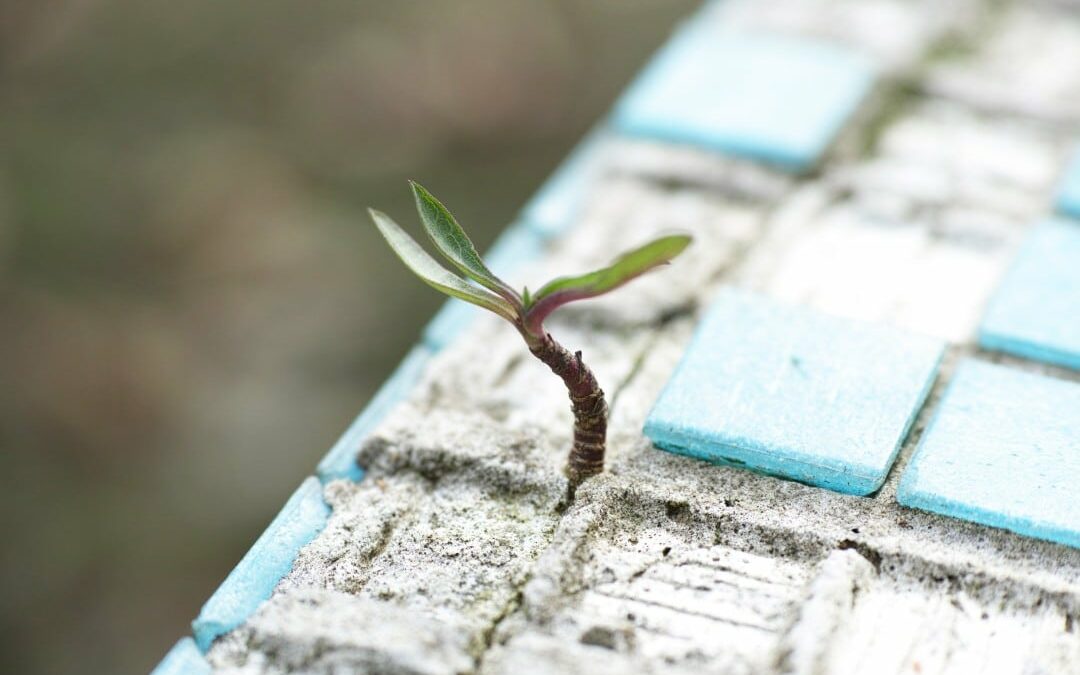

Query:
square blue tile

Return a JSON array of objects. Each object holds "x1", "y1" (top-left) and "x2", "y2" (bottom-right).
[
  {"x1": 979, "y1": 219, "x2": 1080, "y2": 371},
  {"x1": 612, "y1": 25, "x2": 877, "y2": 173},
  {"x1": 644, "y1": 289, "x2": 944, "y2": 495},
  {"x1": 317, "y1": 346, "x2": 433, "y2": 482},
  {"x1": 422, "y1": 224, "x2": 547, "y2": 350},
  {"x1": 151, "y1": 637, "x2": 211, "y2": 675},
  {"x1": 1056, "y1": 147, "x2": 1080, "y2": 220},
  {"x1": 898, "y1": 360, "x2": 1080, "y2": 549},
  {"x1": 192, "y1": 477, "x2": 330, "y2": 651}
]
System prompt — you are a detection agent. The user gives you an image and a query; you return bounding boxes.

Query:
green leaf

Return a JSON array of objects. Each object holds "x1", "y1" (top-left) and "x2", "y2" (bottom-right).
[
  {"x1": 369, "y1": 208, "x2": 518, "y2": 323},
  {"x1": 533, "y1": 234, "x2": 692, "y2": 303},
  {"x1": 523, "y1": 234, "x2": 692, "y2": 334},
  {"x1": 410, "y1": 182, "x2": 520, "y2": 305}
]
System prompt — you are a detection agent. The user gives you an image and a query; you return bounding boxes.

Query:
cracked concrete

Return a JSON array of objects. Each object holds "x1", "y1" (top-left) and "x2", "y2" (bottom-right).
[{"x1": 206, "y1": 0, "x2": 1080, "y2": 672}]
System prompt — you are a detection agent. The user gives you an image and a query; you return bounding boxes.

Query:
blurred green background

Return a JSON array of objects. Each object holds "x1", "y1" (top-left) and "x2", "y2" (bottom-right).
[{"x1": 0, "y1": 1, "x2": 697, "y2": 672}]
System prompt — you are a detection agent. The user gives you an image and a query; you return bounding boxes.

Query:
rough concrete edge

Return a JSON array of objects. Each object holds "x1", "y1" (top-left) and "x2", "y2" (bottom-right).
[
  {"x1": 613, "y1": 473, "x2": 1080, "y2": 618},
  {"x1": 774, "y1": 549, "x2": 876, "y2": 675}
]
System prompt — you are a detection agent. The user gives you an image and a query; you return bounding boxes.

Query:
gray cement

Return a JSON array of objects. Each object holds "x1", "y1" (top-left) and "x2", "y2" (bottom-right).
[{"x1": 207, "y1": 0, "x2": 1080, "y2": 672}]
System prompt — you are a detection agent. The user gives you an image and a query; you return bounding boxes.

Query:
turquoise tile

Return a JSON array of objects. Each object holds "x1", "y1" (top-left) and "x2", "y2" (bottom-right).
[
  {"x1": 192, "y1": 477, "x2": 330, "y2": 651},
  {"x1": 612, "y1": 26, "x2": 877, "y2": 173},
  {"x1": 1056, "y1": 147, "x2": 1080, "y2": 220},
  {"x1": 898, "y1": 360, "x2": 1080, "y2": 549},
  {"x1": 979, "y1": 219, "x2": 1080, "y2": 371},
  {"x1": 644, "y1": 289, "x2": 943, "y2": 495},
  {"x1": 520, "y1": 128, "x2": 608, "y2": 239},
  {"x1": 150, "y1": 637, "x2": 210, "y2": 675},
  {"x1": 317, "y1": 346, "x2": 433, "y2": 482},
  {"x1": 422, "y1": 224, "x2": 546, "y2": 350}
]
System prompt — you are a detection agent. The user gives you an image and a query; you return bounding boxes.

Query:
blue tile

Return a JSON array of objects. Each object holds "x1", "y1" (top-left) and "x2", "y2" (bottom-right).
[
  {"x1": 520, "y1": 128, "x2": 609, "y2": 239},
  {"x1": 422, "y1": 224, "x2": 546, "y2": 350},
  {"x1": 151, "y1": 637, "x2": 211, "y2": 675},
  {"x1": 192, "y1": 477, "x2": 330, "y2": 652},
  {"x1": 898, "y1": 360, "x2": 1080, "y2": 549},
  {"x1": 979, "y1": 219, "x2": 1080, "y2": 371},
  {"x1": 1056, "y1": 147, "x2": 1080, "y2": 220},
  {"x1": 612, "y1": 26, "x2": 877, "y2": 173},
  {"x1": 644, "y1": 289, "x2": 944, "y2": 495},
  {"x1": 317, "y1": 346, "x2": 432, "y2": 482}
]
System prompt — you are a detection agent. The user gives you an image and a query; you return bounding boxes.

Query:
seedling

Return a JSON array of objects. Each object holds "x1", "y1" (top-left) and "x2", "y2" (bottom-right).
[{"x1": 371, "y1": 182, "x2": 691, "y2": 485}]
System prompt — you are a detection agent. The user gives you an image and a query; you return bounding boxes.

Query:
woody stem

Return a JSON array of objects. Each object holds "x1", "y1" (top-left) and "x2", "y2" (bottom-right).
[{"x1": 525, "y1": 332, "x2": 607, "y2": 486}]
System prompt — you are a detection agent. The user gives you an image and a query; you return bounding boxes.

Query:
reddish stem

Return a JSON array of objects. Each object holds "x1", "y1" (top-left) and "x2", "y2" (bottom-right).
[{"x1": 525, "y1": 331, "x2": 608, "y2": 486}]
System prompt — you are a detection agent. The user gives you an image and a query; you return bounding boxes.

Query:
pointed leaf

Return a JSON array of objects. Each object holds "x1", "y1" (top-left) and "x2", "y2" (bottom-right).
[
  {"x1": 524, "y1": 234, "x2": 692, "y2": 334},
  {"x1": 370, "y1": 208, "x2": 518, "y2": 323},
  {"x1": 410, "y1": 182, "x2": 520, "y2": 305}
]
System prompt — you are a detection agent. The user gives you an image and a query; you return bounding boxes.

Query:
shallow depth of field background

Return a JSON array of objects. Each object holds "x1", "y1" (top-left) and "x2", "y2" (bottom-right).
[{"x1": 0, "y1": 1, "x2": 699, "y2": 673}]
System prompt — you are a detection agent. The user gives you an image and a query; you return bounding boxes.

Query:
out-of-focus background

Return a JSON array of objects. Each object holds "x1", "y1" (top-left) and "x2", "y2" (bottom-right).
[{"x1": 0, "y1": 1, "x2": 698, "y2": 673}]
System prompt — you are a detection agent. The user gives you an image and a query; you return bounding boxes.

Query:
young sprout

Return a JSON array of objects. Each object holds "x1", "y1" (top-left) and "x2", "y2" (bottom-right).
[{"x1": 371, "y1": 182, "x2": 692, "y2": 486}]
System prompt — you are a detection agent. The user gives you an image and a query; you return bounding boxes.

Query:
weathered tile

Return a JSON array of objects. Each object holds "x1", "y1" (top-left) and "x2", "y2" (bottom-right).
[
  {"x1": 644, "y1": 289, "x2": 943, "y2": 495},
  {"x1": 151, "y1": 637, "x2": 211, "y2": 675},
  {"x1": 317, "y1": 346, "x2": 433, "y2": 482},
  {"x1": 192, "y1": 477, "x2": 330, "y2": 651},
  {"x1": 898, "y1": 359, "x2": 1080, "y2": 549},
  {"x1": 612, "y1": 25, "x2": 876, "y2": 173},
  {"x1": 1056, "y1": 148, "x2": 1080, "y2": 220},
  {"x1": 979, "y1": 219, "x2": 1080, "y2": 370},
  {"x1": 422, "y1": 224, "x2": 547, "y2": 350}
]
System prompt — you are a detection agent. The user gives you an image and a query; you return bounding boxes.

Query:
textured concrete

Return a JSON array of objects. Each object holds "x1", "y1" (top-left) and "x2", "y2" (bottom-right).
[
  {"x1": 210, "y1": 590, "x2": 475, "y2": 675},
  {"x1": 194, "y1": 0, "x2": 1080, "y2": 672}
]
